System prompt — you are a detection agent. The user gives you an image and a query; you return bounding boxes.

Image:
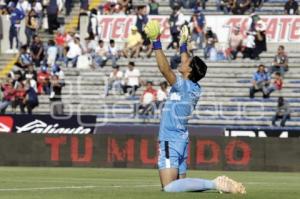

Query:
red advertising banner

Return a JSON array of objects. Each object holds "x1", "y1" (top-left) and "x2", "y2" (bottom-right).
[
  {"x1": 97, "y1": 15, "x2": 300, "y2": 43},
  {"x1": 0, "y1": 134, "x2": 299, "y2": 171}
]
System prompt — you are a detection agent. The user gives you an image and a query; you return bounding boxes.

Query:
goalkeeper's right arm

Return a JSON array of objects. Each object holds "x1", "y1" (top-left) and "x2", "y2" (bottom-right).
[{"x1": 144, "y1": 20, "x2": 176, "y2": 85}]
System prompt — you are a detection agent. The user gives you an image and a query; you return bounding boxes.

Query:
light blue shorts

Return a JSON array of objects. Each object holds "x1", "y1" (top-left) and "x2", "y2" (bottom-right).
[{"x1": 158, "y1": 141, "x2": 188, "y2": 175}]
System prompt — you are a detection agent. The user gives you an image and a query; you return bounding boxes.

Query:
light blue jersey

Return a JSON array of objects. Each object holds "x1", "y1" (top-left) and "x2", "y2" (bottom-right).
[{"x1": 159, "y1": 76, "x2": 202, "y2": 142}]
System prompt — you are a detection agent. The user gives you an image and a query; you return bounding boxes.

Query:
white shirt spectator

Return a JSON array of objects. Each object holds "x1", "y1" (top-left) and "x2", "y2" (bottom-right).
[
  {"x1": 17, "y1": 0, "x2": 31, "y2": 13},
  {"x1": 157, "y1": 89, "x2": 168, "y2": 102},
  {"x1": 124, "y1": 68, "x2": 140, "y2": 87},
  {"x1": 108, "y1": 45, "x2": 119, "y2": 56},
  {"x1": 110, "y1": 70, "x2": 123, "y2": 79},
  {"x1": 67, "y1": 41, "x2": 82, "y2": 59},
  {"x1": 143, "y1": 92, "x2": 155, "y2": 105},
  {"x1": 176, "y1": 11, "x2": 185, "y2": 27},
  {"x1": 33, "y1": 2, "x2": 43, "y2": 13},
  {"x1": 95, "y1": 45, "x2": 107, "y2": 57}
]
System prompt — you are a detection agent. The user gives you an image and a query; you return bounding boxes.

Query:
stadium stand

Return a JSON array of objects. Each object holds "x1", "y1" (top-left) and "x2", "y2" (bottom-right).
[{"x1": 0, "y1": 0, "x2": 299, "y2": 129}]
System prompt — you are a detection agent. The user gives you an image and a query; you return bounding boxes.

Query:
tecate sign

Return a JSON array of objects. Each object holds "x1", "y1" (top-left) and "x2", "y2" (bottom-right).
[{"x1": 16, "y1": 120, "x2": 92, "y2": 134}]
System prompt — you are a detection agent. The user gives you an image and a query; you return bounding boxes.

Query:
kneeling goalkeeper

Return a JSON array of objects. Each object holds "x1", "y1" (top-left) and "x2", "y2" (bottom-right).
[{"x1": 144, "y1": 20, "x2": 246, "y2": 194}]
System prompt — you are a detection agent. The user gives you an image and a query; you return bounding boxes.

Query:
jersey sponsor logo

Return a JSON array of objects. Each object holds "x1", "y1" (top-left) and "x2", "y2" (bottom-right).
[
  {"x1": 0, "y1": 116, "x2": 14, "y2": 133},
  {"x1": 169, "y1": 92, "x2": 181, "y2": 101},
  {"x1": 16, "y1": 119, "x2": 92, "y2": 134}
]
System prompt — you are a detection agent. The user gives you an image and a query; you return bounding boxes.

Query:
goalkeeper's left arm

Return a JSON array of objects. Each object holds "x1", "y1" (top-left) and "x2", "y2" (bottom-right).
[{"x1": 144, "y1": 20, "x2": 190, "y2": 86}]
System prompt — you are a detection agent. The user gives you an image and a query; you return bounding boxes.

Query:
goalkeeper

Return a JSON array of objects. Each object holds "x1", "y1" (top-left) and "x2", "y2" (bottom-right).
[{"x1": 144, "y1": 20, "x2": 246, "y2": 194}]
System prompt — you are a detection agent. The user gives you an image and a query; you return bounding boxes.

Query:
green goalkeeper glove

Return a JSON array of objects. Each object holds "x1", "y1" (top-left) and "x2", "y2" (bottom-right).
[
  {"x1": 144, "y1": 20, "x2": 161, "y2": 41},
  {"x1": 179, "y1": 25, "x2": 189, "y2": 45}
]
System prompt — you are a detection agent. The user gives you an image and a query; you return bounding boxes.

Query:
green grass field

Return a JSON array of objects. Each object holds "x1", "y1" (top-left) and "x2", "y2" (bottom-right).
[{"x1": 0, "y1": 167, "x2": 299, "y2": 199}]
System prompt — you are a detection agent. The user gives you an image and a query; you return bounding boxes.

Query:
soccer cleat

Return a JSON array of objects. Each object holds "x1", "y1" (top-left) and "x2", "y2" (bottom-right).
[{"x1": 213, "y1": 176, "x2": 246, "y2": 194}]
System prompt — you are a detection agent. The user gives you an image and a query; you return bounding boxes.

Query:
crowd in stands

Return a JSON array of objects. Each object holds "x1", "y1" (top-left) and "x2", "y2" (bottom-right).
[{"x1": 0, "y1": 0, "x2": 296, "y2": 125}]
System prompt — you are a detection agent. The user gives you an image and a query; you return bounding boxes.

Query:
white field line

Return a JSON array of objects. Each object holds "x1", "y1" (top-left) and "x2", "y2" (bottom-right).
[{"x1": 0, "y1": 184, "x2": 160, "y2": 192}]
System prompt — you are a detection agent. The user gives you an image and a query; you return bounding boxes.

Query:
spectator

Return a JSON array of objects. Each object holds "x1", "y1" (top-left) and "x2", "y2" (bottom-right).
[
  {"x1": 190, "y1": 9, "x2": 205, "y2": 50},
  {"x1": 104, "y1": 65, "x2": 123, "y2": 97},
  {"x1": 46, "y1": 39, "x2": 58, "y2": 67},
  {"x1": 251, "y1": 14, "x2": 267, "y2": 59},
  {"x1": 24, "y1": 65, "x2": 38, "y2": 92},
  {"x1": 37, "y1": 66, "x2": 51, "y2": 94},
  {"x1": 107, "y1": 39, "x2": 121, "y2": 68},
  {"x1": 8, "y1": 2, "x2": 25, "y2": 53},
  {"x1": 65, "y1": 37, "x2": 82, "y2": 67},
  {"x1": 272, "y1": 97, "x2": 291, "y2": 127},
  {"x1": 17, "y1": 45, "x2": 32, "y2": 70},
  {"x1": 94, "y1": 40, "x2": 107, "y2": 67},
  {"x1": 122, "y1": 61, "x2": 141, "y2": 96},
  {"x1": 55, "y1": 29, "x2": 66, "y2": 61},
  {"x1": 0, "y1": 78, "x2": 15, "y2": 114},
  {"x1": 167, "y1": 5, "x2": 185, "y2": 49},
  {"x1": 134, "y1": 81, "x2": 157, "y2": 117},
  {"x1": 264, "y1": 72, "x2": 283, "y2": 97},
  {"x1": 232, "y1": 0, "x2": 251, "y2": 15},
  {"x1": 17, "y1": 0, "x2": 31, "y2": 14},
  {"x1": 243, "y1": 14, "x2": 267, "y2": 60},
  {"x1": 204, "y1": 27, "x2": 218, "y2": 59},
  {"x1": 285, "y1": 0, "x2": 299, "y2": 15},
  {"x1": 112, "y1": 0, "x2": 129, "y2": 14},
  {"x1": 268, "y1": 45, "x2": 289, "y2": 77},
  {"x1": 24, "y1": 80, "x2": 39, "y2": 114},
  {"x1": 122, "y1": 26, "x2": 143, "y2": 58},
  {"x1": 148, "y1": 0, "x2": 159, "y2": 15},
  {"x1": 32, "y1": 0, "x2": 43, "y2": 28},
  {"x1": 49, "y1": 75, "x2": 64, "y2": 115},
  {"x1": 250, "y1": 64, "x2": 270, "y2": 98},
  {"x1": 227, "y1": 25, "x2": 243, "y2": 60},
  {"x1": 87, "y1": 8, "x2": 99, "y2": 39},
  {"x1": 219, "y1": 0, "x2": 234, "y2": 13},
  {"x1": 12, "y1": 82, "x2": 26, "y2": 113},
  {"x1": 25, "y1": 9, "x2": 38, "y2": 46},
  {"x1": 156, "y1": 81, "x2": 168, "y2": 109},
  {"x1": 136, "y1": 5, "x2": 152, "y2": 58},
  {"x1": 65, "y1": 0, "x2": 72, "y2": 16},
  {"x1": 47, "y1": 0, "x2": 62, "y2": 34},
  {"x1": 242, "y1": 31, "x2": 256, "y2": 59},
  {"x1": 30, "y1": 35, "x2": 44, "y2": 67},
  {"x1": 51, "y1": 65, "x2": 65, "y2": 86}
]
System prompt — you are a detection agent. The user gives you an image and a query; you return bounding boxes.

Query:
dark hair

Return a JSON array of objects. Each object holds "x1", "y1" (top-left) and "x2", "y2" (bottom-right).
[
  {"x1": 90, "y1": 8, "x2": 97, "y2": 15},
  {"x1": 99, "y1": 40, "x2": 104, "y2": 44},
  {"x1": 129, "y1": 61, "x2": 135, "y2": 66},
  {"x1": 188, "y1": 56, "x2": 207, "y2": 83},
  {"x1": 278, "y1": 97, "x2": 284, "y2": 106},
  {"x1": 160, "y1": 81, "x2": 168, "y2": 89},
  {"x1": 110, "y1": 39, "x2": 115, "y2": 44},
  {"x1": 48, "y1": 39, "x2": 55, "y2": 46},
  {"x1": 146, "y1": 81, "x2": 153, "y2": 85},
  {"x1": 275, "y1": 72, "x2": 281, "y2": 76},
  {"x1": 278, "y1": 45, "x2": 284, "y2": 50}
]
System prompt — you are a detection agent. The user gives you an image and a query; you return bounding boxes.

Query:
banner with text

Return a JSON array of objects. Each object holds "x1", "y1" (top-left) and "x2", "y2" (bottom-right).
[
  {"x1": 0, "y1": 134, "x2": 299, "y2": 171},
  {"x1": 0, "y1": 115, "x2": 96, "y2": 134},
  {"x1": 98, "y1": 15, "x2": 300, "y2": 43}
]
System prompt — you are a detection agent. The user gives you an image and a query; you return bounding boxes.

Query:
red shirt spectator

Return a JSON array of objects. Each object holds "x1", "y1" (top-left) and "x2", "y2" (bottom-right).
[
  {"x1": 37, "y1": 66, "x2": 51, "y2": 94},
  {"x1": 2, "y1": 83, "x2": 15, "y2": 101},
  {"x1": 55, "y1": 32, "x2": 66, "y2": 47}
]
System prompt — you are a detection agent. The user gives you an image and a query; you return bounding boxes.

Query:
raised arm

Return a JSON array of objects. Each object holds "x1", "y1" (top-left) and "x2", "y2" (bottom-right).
[
  {"x1": 145, "y1": 21, "x2": 190, "y2": 85},
  {"x1": 144, "y1": 20, "x2": 176, "y2": 85}
]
